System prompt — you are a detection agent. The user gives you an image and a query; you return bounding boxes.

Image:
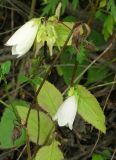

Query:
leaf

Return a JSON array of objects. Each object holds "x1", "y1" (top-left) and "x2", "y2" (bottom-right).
[
  {"x1": 42, "y1": 0, "x2": 58, "y2": 15},
  {"x1": 72, "y1": 0, "x2": 79, "y2": 9},
  {"x1": 58, "y1": 47, "x2": 88, "y2": 85},
  {"x1": 32, "y1": 77, "x2": 63, "y2": 116},
  {"x1": 0, "y1": 107, "x2": 26, "y2": 149},
  {"x1": 1, "y1": 60, "x2": 11, "y2": 75},
  {"x1": 102, "y1": 15, "x2": 114, "y2": 40},
  {"x1": 55, "y1": 2, "x2": 62, "y2": 19},
  {"x1": 76, "y1": 44, "x2": 87, "y2": 64},
  {"x1": 55, "y1": 22, "x2": 73, "y2": 47},
  {"x1": 87, "y1": 65, "x2": 109, "y2": 83},
  {"x1": 92, "y1": 150, "x2": 111, "y2": 160},
  {"x1": 14, "y1": 100, "x2": 54, "y2": 145},
  {"x1": 18, "y1": 74, "x2": 29, "y2": 84},
  {"x1": 35, "y1": 140, "x2": 64, "y2": 160},
  {"x1": 75, "y1": 85, "x2": 106, "y2": 133},
  {"x1": 107, "y1": 0, "x2": 116, "y2": 22},
  {"x1": 99, "y1": 0, "x2": 107, "y2": 8},
  {"x1": 88, "y1": 30, "x2": 105, "y2": 47},
  {"x1": 61, "y1": 0, "x2": 68, "y2": 14},
  {"x1": 92, "y1": 154, "x2": 105, "y2": 160}
]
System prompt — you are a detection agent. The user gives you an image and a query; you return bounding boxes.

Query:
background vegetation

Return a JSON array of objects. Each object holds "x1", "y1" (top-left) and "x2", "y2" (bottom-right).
[{"x1": 0, "y1": 0, "x2": 116, "y2": 160}]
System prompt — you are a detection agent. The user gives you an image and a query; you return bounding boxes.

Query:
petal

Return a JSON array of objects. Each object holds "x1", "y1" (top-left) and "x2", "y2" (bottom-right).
[
  {"x1": 5, "y1": 19, "x2": 39, "y2": 57},
  {"x1": 5, "y1": 20, "x2": 38, "y2": 46},
  {"x1": 53, "y1": 96, "x2": 77, "y2": 130}
]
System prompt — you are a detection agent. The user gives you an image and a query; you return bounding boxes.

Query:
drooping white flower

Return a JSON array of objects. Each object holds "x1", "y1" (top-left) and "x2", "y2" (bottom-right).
[
  {"x1": 5, "y1": 18, "x2": 39, "y2": 58},
  {"x1": 53, "y1": 95, "x2": 77, "y2": 130}
]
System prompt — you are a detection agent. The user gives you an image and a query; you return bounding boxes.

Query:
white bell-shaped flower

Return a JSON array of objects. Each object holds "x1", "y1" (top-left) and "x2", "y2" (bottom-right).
[
  {"x1": 5, "y1": 18, "x2": 39, "y2": 58},
  {"x1": 53, "y1": 95, "x2": 77, "y2": 130}
]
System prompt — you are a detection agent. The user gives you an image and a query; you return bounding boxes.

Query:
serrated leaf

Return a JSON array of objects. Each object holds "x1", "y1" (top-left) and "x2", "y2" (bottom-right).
[
  {"x1": 1, "y1": 60, "x2": 11, "y2": 75},
  {"x1": 14, "y1": 100, "x2": 54, "y2": 145},
  {"x1": 32, "y1": 77, "x2": 63, "y2": 116},
  {"x1": 75, "y1": 85, "x2": 106, "y2": 133},
  {"x1": 0, "y1": 107, "x2": 26, "y2": 149},
  {"x1": 35, "y1": 140, "x2": 64, "y2": 160}
]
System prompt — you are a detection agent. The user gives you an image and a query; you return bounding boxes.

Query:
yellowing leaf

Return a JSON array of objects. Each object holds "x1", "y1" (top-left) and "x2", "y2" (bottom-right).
[
  {"x1": 35, "y1": 78, "x2": 63, "y2": 116},
  {"x1": 75, "y1": 85, "x2": 106, "y2": 133},
  {"x1": 15, "y1": 100, "x2": 54, "y2": 145},
  {"x1": 35, "y1": 140, "x2": 64, "y2": 160},
  {"x1": 55, "y1": 22, "x2": 73, "y2": 47}
]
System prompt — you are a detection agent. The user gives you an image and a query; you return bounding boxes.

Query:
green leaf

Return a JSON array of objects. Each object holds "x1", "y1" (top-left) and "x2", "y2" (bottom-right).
[
  {"x1": 92, "y1": 150, "x2": 111, "y2": 160},
  {"x1": 14, "y1": 100, "x2": 54, "y2": 145},
  {"x1": 76, "y1": 44, "x2": 87, "y2": 64},
  {"x1": 32, "y1": 77, "x2": 63, "y2": 116},
  {"x1": 55, "y1": 22, "x2": 73, "y2": 47},
  {"x1": 102, "y1": 15, "x2": 114, "y2": 40},
  {"x1": 0, "y1": 107, "x2": 26, "y2": 149},
  {"x1": 89, "y1": 30, "x2": 105, "y2": 47},
  {"x1": 87, "y1": 65, "x2": 109, "y2": 83},
  {"x1": 99, "y1": 0, "x2": 107, "y2": 8},
  {"x1": 58, "y1": 47, "x2": 88, "y2": 85},
  {"x1": 92, "y1": 154, "x2": 105, "y2": 160},
  {"x1": 1, "y1": 60, "x2": 11, "y2": 75},
  {"x1": 75, "y1": 85, "x2": 106, "y2": 133},
  {"x1": 72, "y1": 0, "x2": 79, "y2": 9},
  {"x1": 35, "y1": 140, "x2": 64, "y2": 160},
  {"x1": 107, "y1": 0, "x2": 116, "y2": 22},
  {"x1": 61, "y1": 0, "x2": 68, "y2": 14},
  {"x1": 42, "y1": 0, "x2": 58, "y2": 15},
  {"x1": 18, "y1": 74, "x2": 29, "y2": 84}
]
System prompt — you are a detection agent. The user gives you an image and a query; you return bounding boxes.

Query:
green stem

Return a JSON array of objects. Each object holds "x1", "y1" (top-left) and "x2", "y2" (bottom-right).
[
  {"x1": 0, "y1": 100, "x2": 9, "y2": 107},
  {"x1": 29, "y1": 0, "x2": 36, "y2": 19},
  {"x1": 70, "y1": 56, "x2": 78, "y2": 87}
]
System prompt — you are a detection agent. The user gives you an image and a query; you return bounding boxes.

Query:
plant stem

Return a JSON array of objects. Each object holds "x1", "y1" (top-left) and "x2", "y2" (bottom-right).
[
  {"x1": 63, "y1": 43, "x2": 113, "y2": 95},
  {"x1": 29, "y1": 0, "x2": 36, "y2": 19},
  {"x1": 25, "y1": 25, "x2": 74, "y2": 127},
  {"x1": 70, "y1": 56, "x2": 78, "y2": 87}
]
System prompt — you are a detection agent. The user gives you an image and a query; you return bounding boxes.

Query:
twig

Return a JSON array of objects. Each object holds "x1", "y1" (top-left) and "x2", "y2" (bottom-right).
[
  {"x1": 70, "y1": 56, "x2": 78, "y2": 87},
  {"x1": 63, "y1": 42, "x2": 113, "y2": 95},
  {"x1": 29, "y1": 0, "x2": 36, "y2": 19},
  {"x1": 17, "y1": 145, "x2": 27, "y2": 160},
  {"x1": 26, "y1": 129, "x2": 32, "y2": 160},
  {"x1": 110, "y1": 148, "x2": 116, "y2": 160}
]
